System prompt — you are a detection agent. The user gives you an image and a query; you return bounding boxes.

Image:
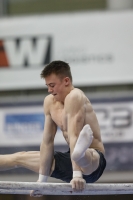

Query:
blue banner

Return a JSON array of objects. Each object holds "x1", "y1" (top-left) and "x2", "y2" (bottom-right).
[{"x1": 4, "y1": 113, "x2": 44, "y2": 135}]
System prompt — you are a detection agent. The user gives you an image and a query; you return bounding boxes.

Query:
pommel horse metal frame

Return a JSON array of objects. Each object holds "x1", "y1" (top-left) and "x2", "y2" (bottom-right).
[{"x1": 0, "y1": 182, "x2": 133, "y2": 195}]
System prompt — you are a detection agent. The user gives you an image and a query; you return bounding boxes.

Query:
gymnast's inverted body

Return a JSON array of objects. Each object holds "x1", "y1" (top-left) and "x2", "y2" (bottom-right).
[{"x1": 0, "y1": 61, "x2": 106, "y2": 197}]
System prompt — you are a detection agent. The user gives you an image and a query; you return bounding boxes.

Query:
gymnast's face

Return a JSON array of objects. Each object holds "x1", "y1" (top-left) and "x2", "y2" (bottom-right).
[{"x1": 45, "y1": 73, "x2": 70, "y2": 102}]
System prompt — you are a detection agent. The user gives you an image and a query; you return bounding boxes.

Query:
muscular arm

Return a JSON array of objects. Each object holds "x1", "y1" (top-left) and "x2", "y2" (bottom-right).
[
  {"x1": 39, "y1": 96, "x2": 57, "y2": 176},
  {"x1": 65, "y1": 92, "x2": 85, "y2": 171},
  {"x1": 30, "y1": 96, "x2": 57, "y2": 197},
  {"x1": 65, "y1": 90, "x2": 101, "y2": 170}
]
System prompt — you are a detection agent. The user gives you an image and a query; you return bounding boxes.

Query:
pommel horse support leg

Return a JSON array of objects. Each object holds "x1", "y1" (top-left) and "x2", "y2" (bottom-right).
[{"x1": 0, "y1": 182, "x2": 133, "y2": 195}]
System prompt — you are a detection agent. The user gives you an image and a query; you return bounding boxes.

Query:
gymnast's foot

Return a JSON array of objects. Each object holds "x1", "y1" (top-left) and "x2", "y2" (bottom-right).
[{"x1": 72, "y1": 124, "x2": 93, "y2": 162}]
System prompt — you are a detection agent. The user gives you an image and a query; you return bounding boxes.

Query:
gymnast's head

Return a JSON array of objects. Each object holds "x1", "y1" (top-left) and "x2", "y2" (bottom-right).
[
  {"x1": 41, "y1": 60, "x2": 72, "y2": 82},
  {"x1": 41, "y1": 61, "x2": 73, "y2": 101}
]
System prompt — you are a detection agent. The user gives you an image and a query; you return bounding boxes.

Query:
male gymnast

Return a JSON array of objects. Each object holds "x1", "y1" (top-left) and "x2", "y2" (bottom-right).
[
  {"x1": 31, "y1": 60, "x2": 106, "y2": 196},
  {"x1": 0, "y1": 61, "x2": 106, "y2": 196}
]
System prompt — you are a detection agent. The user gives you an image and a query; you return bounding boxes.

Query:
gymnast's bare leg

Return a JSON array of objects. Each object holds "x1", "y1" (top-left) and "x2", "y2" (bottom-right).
[{"x1": 0, "y1": 151, "x2": 48, "y2": 173}]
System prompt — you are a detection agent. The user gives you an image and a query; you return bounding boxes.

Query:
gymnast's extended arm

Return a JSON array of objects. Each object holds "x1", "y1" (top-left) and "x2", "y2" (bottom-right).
[
  {"x1": 30, "y1": 96, "x2": 57, "y2": 197},
  {"x1": 39, "y1": 97, "x2": 57, "y2": 177},
  {"x1": 65, "y1": 92, "x2": 86, "y2": 191}
]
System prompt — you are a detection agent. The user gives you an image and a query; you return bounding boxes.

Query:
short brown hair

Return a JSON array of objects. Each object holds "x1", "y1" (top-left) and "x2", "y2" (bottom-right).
[{"x1": 40, "y1": 60, "x2": 72, "y2": 82}]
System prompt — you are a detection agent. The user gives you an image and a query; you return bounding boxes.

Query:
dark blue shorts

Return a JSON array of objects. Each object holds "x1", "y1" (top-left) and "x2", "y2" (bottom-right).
[{"x1": 51, "y1": 149, "x2": 106, "y2": 183}]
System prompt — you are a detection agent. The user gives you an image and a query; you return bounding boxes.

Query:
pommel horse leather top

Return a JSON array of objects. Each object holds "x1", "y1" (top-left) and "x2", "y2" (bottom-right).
[{"x1": 0, "y1": 182, "x2": 133, "y2": 195}]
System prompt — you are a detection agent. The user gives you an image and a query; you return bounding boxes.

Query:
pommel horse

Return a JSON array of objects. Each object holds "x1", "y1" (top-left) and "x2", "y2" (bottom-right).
[{"x1": 0, "y1": 182, "x2": 133, "y2": 195}]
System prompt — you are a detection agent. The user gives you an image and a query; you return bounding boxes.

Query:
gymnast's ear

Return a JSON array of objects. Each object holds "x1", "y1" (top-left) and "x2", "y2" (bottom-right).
[{"x1": 64, "y1": 77, "x2": 70, "y2": 86}]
